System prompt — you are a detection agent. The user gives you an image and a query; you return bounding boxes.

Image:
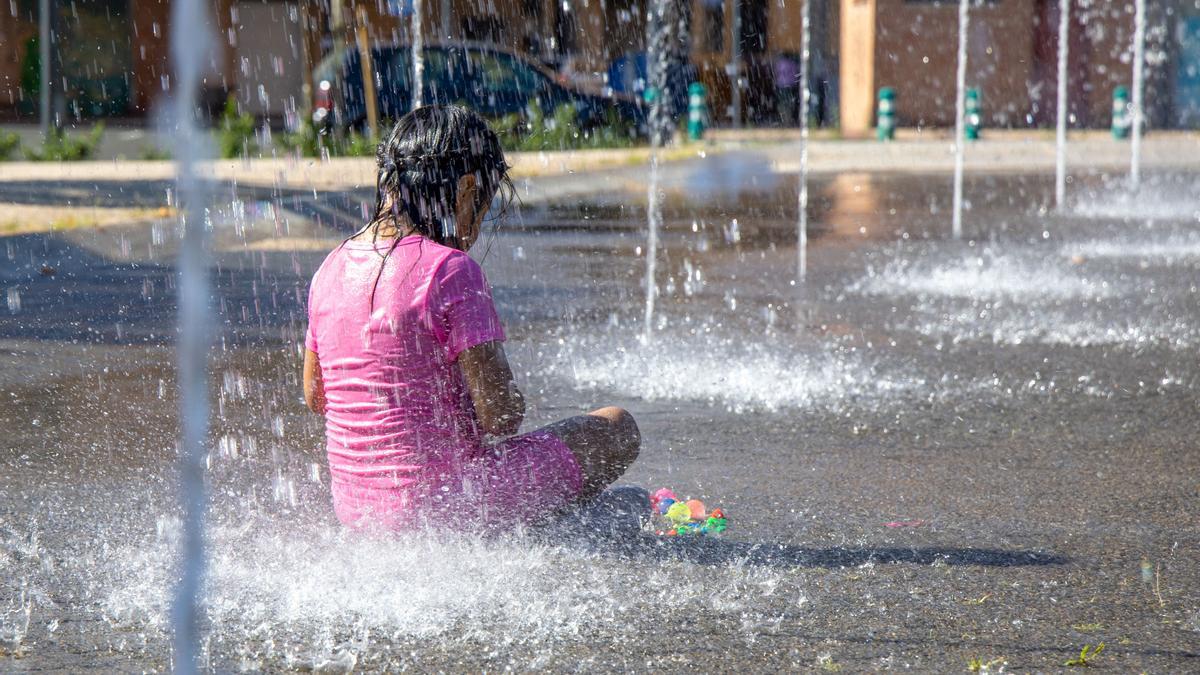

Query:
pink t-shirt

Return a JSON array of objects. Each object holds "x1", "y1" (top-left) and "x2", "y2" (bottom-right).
[{"x1": 306, "y1": 236, "x2": 506, "y2": 520}]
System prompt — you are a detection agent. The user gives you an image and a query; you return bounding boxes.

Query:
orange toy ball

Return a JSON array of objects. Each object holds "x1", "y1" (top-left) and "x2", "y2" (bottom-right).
[
  {"x1": 686, "y1": 499, "x2": 706, "y2": 519},
  {"x1": 710, "y1": 508, "x2": 725, "y2": 519}
]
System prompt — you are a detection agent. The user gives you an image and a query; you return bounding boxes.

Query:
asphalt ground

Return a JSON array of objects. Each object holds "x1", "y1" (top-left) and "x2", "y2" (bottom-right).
[{"x1": 0, "y1": 158, "x2": 1198, "y2": 671}]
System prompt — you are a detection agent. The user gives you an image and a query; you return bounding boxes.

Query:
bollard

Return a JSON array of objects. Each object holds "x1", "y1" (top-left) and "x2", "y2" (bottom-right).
[
  {"x1": 687, "y1": 82, "x2": 708, "y2": 141},
  {"x1": 876, "y1": 87, "x2": 896, "y2": 141},
  {"x1": 965, "y1": 88, "x2": 982, "y2": 140},
  {"x1": 1112, "y1": 85, "x2": 1131, "y2": 140}
]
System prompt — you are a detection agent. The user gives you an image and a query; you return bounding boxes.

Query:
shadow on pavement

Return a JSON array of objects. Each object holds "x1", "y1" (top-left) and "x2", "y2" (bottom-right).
[
  {"x1": 622, "y1": 537, "x2": 1069, "y2": 568},
  {"x1": 538, "y1": 487, "x2": 1067, "y2": 569}
]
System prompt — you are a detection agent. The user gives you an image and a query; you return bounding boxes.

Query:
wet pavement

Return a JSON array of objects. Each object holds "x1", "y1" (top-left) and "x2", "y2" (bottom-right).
[{"x1": 1, "y1": 155, "x2": 1199, "y2": 671}]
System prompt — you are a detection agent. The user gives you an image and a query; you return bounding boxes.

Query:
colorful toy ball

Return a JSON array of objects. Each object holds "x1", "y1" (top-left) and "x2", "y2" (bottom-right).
[
  {"x1": 650, "y1": 488, "x2": 677, "y2": 510},
  {"x1": 665, "y1": 501, "x2": 692, "y2": 525},
  {"x1": 646, "y1": 487, "x2": 729, "y2": 538}
]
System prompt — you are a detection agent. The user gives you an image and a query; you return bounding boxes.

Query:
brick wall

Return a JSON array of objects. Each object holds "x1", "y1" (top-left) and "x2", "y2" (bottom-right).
[
  {"x1": 0, "y1": 13, "x2": 39, "y2": 114},
  {"x1": 873, "y1": 0, "x2": 1037, "y2": 128}
]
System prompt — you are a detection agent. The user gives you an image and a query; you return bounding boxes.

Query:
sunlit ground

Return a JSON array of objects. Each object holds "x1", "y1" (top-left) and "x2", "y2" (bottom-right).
[{"x1": 1, "y1": 161, "x2": 1199, "y2": 670}]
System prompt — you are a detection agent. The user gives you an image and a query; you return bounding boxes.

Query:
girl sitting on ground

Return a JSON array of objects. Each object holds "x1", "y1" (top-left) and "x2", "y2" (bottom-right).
[{"x1": 302, "y1": 105, "x2": 639, "y2": 531}]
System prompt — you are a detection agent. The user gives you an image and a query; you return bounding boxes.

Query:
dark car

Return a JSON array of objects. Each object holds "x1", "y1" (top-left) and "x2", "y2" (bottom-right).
[{"x1": 313, "y1": 42, "x2": 645, "y2": 134}]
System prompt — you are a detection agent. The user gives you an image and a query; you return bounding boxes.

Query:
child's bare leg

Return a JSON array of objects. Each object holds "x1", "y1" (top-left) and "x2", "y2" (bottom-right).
[{"x1": 539, "y1": 406, "x2": 640, "y2": 501}]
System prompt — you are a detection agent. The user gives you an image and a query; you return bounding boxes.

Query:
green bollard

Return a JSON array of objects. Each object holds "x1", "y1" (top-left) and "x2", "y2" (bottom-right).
[
  {"x1": 876, "y1": 87, "x2": 896, "y2": 141},
  {"x1": 1112, "y1": 85, "x2": 1130, "y2": 140},
  {"x1": 687, "y1": 82, "x2": 707, "y2": 141},
  {"x1": 965, "y1": 88, "x2": 982, "y2": 140}
]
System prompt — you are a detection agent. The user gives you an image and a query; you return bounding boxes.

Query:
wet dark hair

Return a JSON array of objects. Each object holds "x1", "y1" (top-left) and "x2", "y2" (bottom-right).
[{"x1": 350, "y1": 104, "x2": 514, "y2": 307}]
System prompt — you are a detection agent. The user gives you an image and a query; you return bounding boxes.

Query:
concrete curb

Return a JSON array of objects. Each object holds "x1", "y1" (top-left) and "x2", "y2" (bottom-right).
[{"x1": 0, "y1": 146, "x2": 708, "y2": 190}]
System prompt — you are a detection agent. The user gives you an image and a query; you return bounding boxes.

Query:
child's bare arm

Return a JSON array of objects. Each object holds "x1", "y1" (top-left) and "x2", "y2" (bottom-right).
[
  {"x1": 458, "y1": 341, "x2": 525, "y2": 436},
  {"x1": 303, "y1": 347, "x2": 326, "y2": 415}
]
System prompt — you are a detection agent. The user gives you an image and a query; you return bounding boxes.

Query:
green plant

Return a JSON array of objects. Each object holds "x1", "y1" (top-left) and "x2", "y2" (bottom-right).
[
  {"x1": 585, "y1": 106, "x2": 638, "y2": 149},
  {"x1": 23, "y1": 124, "x2": 104, "y2": 161},
  {"x1": 338, "y1": 129, "x2": 377, "y2": 157},
  {"x1": 20, "y1": 36, "x2": 39, "y2": 100},
  {"x1": 218, "y1": 97, "x2": 257, "y2": 159},
  {"x1": 967, "y1": 656, "x2": 1006, "y2": 672},
  {"x1": 278, "y1": 122, "x2": 321, "y2": 158},
  {"x1": 0, "y1": 131, "x2": 21, "y2": 161},
  {"x1": 138, "y1": 145, "x2": 171, "y2": 161},
  {"x1": 1064, "y1": 643, "x2": 1104, "y2": 667},
  {"x1": 816, "y1": 653, "x2": 842, "y2": 672},
  {"x1": 489, "y1": 99, "x2": 638, "y2": 153},
  {"x1": 279, "y1": 121, "x2": 377, "y2": 159}
]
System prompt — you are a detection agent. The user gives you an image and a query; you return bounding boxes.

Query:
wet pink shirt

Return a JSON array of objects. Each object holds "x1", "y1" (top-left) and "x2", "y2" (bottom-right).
[{"x1": 306, "y1": 236, "x2": 582, "y2": 530}]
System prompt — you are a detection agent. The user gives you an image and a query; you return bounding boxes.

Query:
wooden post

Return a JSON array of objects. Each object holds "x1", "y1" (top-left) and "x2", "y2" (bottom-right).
[
  {"x1": 838, "y1": 0, "x2": 877, "y2": 137},
  {"x1": 356, "y1": 5, "x2": 379, "y2": 138},
  {"x1": 299, "y1": 1, "x2": 315, "y2": 124}
]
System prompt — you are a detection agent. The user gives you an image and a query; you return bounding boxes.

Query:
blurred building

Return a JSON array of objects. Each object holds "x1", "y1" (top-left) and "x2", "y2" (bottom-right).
[
  {"x1": 840, "y1": 0, "x2": 1199, "y2": 135},
  {"x1": 0, "y1": 0, "x2": 1197, "y2": 131},
  {"x1": 0, "y1": 0, "x2": 307, "y2": 122}
]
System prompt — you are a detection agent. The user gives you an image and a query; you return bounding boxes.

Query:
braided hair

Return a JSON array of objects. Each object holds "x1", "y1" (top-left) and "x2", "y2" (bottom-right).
[{"x1": 352, "y1": 105, "x2": 513, "y2": 308}]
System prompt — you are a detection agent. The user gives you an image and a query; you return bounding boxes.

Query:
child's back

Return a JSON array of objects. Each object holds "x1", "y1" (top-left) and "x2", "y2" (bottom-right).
[{"x1": 307, "y1": 236, "x2": 505, "y2": 527}]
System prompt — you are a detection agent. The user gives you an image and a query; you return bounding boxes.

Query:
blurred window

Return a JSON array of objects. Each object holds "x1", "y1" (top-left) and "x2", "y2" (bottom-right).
[
  {"x1": 702, "y1": 0, "x2": 724, "y2": 53},
  {"x1": 739, "y1": 0, "x2": 767, "y2": 54},
  {"x1": 467, "y1": 52, "x2": 541, "y2": 97},
  {"x1": 423, "y1": 50, "x2": 451, "y2": 100},
  {"x1": 373, "y1": 48, "x2": 411, "y2": 118},
  {"x1": 382, "y1": 49, "x2": 412, "y2": 89}
]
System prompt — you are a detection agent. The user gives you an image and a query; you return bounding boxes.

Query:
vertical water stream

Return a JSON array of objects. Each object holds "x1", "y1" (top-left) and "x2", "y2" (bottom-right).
[
  {"x1": 168, "y1": 0, "x2": 214, "y2": 669},
  {"x1": 412, "y1": 0, "x2": 425, "y2": 109},
  {"x1": 951, "y1": 0, "x2": 969, "y2": 240},
  {"x1": 796, "y1": 0, "x2": 811, "y2": 281},
  {"x1": 1130, "y1": 0, "x2": 1146, "y2": 188},
  {"x1": 1054, "y1": 0, "x2": 1070, "y2": 210}
]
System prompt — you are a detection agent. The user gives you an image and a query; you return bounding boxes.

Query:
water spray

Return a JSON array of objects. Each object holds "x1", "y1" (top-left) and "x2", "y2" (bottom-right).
[
  {"x1": 168, "y1": 0, "x2": 215, "y2": 668},
  {"x1": 1054, "y1": 0, "x2": 1070, "y2": 210},
  {"x1": 642, "y1": 0, "x2": 675, "y2": 340},
  {"x1": 412, "y1": 0, "x2": 425, "y2": 110},
  {"x1": 796, "y1": 0, "x2": 811, "y2": 282},
  {"x1": 951, "y1": 0, "x2": 969, "y2": 240},
  {"x1": 1130, "y1": 0, "x2": 1146, "y2": 188}
]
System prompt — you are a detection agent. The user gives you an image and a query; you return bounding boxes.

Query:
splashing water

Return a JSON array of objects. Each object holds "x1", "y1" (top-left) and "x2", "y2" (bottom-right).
[
  {"x1": 1064, "y1": 234, "x2": 1200, "y2": 264},
  {"x1": 852, "y1": 245, "x2": 1196, "y2": 349},
  {"x1": 853, "y1": 251, "x2": 1115, "y2": 302},
  {"x1": 0, "y1": 587, "x2": 32, "y2": 656},
  {"x1": 17, "y1": 504, "x2": 809, "y2": 669},
  {"x1": 899, "y1": 305, "x2": 1195, "y2": 349},
  {"x1": 1072, "y1": 176, "x2": 1200, "y2": 221},
  {"x1": 547, "y1": 328, "x2": 915, "y2": 414}
]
